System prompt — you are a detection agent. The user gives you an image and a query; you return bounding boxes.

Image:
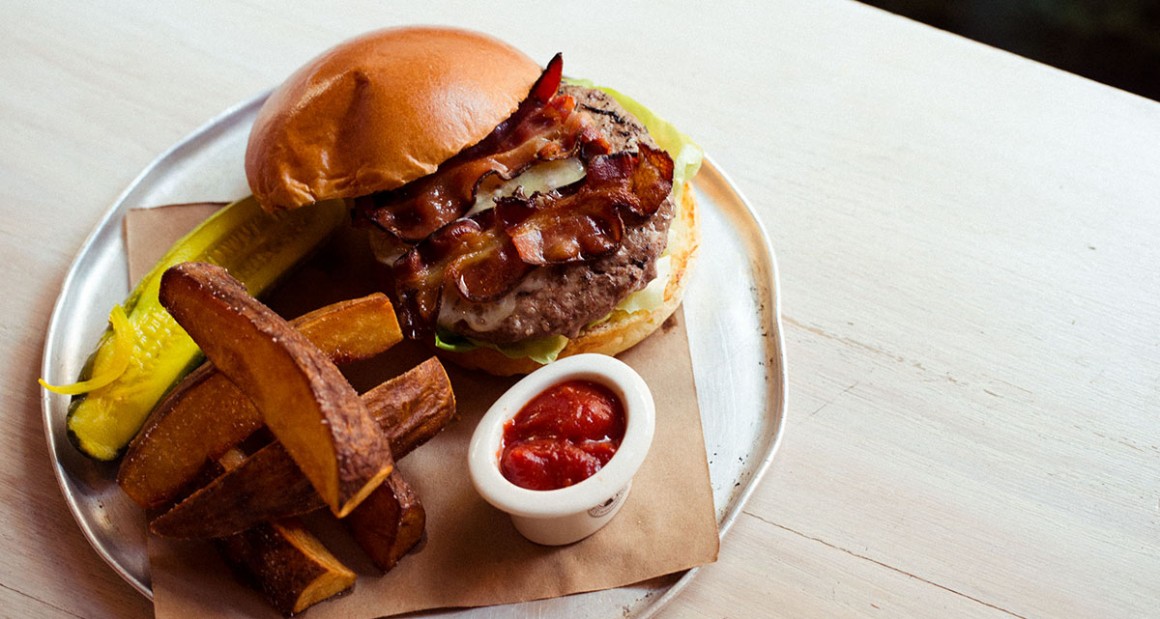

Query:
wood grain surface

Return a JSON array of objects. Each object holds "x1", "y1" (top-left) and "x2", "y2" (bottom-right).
[{"x1": 2, "y1": 1, "x2": 1157, "y2": 617}]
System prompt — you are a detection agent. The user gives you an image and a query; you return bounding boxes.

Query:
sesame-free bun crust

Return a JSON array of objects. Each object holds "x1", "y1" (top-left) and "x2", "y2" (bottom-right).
[
  {"x1": 246, "y1": 27, "x2": 541, "y2": 211},
  {"x1": 440, "y1": 183, "x2": 700, "y2": 376}
]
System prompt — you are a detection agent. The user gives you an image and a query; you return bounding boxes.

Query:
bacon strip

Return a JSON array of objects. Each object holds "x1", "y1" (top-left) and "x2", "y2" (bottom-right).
[
  {"x1": 357, "y1": 55, "x2": 599, "y2": 243},
  {"x1": 498, "y1": 145, "x2": 674, "y2": 265},
  {"x1": 381, "y1": 54, "x2": 677, "y2": 337},
  {"x1": 393, "y1": 210, "x2": 531, "y2": 337},
  {"x1": 393, "y1": 144, "x2": 674, "y2": 336}
]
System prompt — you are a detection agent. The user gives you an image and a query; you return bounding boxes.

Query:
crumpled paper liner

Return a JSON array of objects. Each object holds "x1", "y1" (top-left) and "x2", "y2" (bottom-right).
[{"x1": 125, "y1": 203, "x2": 718, "y2": 618}]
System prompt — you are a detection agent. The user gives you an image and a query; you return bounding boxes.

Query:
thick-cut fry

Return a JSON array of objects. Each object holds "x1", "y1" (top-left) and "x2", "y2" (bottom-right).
[
  {"x1": 158, "y1": 262, "x2": 394, "y2": 517},
  {"x1": 363, "y1": 358, "x2": 457, "y2": 460},
  {"x1": 118, "y1": 293, "x2": 402, "y2": 511},
  {"x1": 215, "y1": 519, "x2": 356, "y2": 616},
  {"x1": 212, "y1": 449, "x2": 355, "y2": 617},
  {"x1": 150, "y1": 358, "x2": 454, "y2": 538},
  {"x1": 343, "y1": 471, "x2": 426, "y2": 572}
]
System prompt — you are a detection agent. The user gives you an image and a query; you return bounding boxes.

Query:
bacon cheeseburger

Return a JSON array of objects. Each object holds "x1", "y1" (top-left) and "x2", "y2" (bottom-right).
[{"x1": 245, "y1": 27, "x2": 702, "y2": 375}]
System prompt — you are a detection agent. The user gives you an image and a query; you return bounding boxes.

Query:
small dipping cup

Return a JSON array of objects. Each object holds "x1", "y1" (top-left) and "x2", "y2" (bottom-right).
[{"x1": 467, "y1": 354, "x2": 655, "y2": 545}]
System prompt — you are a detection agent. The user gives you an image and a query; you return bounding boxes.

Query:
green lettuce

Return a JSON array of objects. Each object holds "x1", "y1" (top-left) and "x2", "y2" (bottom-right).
[{"x1": 435, "y1": 330, "x2": 569, "y2": 365}]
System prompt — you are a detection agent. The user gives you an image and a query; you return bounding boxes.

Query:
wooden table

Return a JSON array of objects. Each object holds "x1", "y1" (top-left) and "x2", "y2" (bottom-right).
[{"x1": 3, "y1": 1, "x2": 1157, "y2": 617}]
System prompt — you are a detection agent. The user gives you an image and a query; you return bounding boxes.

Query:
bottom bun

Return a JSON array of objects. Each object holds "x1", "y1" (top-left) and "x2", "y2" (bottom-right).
[{"x1": 438, "y1": 183, "x2": 700, "y2": 376}]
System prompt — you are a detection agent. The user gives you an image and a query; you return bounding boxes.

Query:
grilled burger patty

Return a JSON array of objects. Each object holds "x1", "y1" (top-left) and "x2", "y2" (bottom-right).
[{"x1": 437, "y1": 85, "x2": 676, "y2": 344}]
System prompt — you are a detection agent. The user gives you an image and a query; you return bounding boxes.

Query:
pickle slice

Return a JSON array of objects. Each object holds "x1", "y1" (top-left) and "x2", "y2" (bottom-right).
[{"x1": 62, "y1": 197, "x2": 348, "y2": 461}]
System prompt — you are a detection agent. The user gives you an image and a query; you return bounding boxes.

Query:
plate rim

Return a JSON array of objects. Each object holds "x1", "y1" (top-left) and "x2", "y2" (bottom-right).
[
  {"x1": 39, "y1": 92, "x2": 788, "y2": 614},
  {"x1": 642, "y1": 158, "x2": 788, "y2": 616},
  {"x1": 40, "y1": 94, "x2": 270, "y2": 600}
]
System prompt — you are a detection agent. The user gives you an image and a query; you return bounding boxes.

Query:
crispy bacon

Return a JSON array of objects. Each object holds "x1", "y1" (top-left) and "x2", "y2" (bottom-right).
[
  {"x1": 393, "y1": 144, "x2": 674, "y2": 336},
  {"x1": 498, "y1": 145, "x2": 674, "y2": 265},
  {"x1": 357, "y1": 54, "x2": 601, "y2": 243},
  {"x1": 393, "y1": 210, "x2": 531, "y2": 337},
  {"x1": 383, "y1": 54, "x2": 678, "y2": 337}
]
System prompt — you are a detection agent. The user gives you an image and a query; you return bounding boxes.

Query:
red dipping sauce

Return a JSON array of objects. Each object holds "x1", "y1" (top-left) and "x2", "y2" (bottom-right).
[{"x1": 500, "y1": 379, "x2": 626, "y2": 491}]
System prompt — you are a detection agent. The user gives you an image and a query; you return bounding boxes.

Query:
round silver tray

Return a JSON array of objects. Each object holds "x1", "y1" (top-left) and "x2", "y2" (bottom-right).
[{"x1": 40, "y1": 94, "x2": 786, "y2": 618}]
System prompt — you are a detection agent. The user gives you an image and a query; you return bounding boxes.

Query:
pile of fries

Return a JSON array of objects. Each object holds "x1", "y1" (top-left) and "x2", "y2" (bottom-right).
[{"x1": 116, "y1": 262, "x2": 456, "y2": 615}]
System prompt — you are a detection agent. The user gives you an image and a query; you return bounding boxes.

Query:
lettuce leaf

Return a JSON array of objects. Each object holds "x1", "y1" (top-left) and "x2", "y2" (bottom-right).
[
  {"x1": 615, "y1": 254, "x2": 671, "y2": 315},
  {"x1": 435, "y1": 330, "x2": 569, "y2": 365}
]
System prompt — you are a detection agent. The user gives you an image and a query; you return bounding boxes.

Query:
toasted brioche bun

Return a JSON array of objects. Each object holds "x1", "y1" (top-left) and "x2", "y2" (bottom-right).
[
  {"x1": 246, "y1": 27, "x2": 541, "y2": 211},
  {"x1": 438, "y1": 183, "x2": 699, "y2": 376}
]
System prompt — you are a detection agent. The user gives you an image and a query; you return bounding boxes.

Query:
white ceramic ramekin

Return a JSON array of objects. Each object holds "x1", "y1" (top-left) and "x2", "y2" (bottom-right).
[{"x1": 467, "y1": 353, "x2": 656, "y2": 546}]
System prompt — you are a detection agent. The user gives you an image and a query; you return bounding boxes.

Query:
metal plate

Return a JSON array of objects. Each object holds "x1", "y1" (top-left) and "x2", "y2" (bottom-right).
[{"x1": 40, "y1": 93, "x2": 787, "y2": 617}]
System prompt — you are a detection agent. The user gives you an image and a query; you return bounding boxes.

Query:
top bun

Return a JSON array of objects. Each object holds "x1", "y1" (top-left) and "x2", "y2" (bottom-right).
[{"x1": 246, "y1": 27, "x2": 542, "y2": 211}]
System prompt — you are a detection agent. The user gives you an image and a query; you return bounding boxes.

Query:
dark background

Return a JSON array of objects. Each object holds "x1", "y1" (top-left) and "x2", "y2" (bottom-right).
[{"x1": 860, "y1": 0, "x2": 1160, "y2": 101}]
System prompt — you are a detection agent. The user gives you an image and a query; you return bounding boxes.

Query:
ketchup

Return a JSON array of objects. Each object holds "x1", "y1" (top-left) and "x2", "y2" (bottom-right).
[{"x1": 500, "y1": 380, "x2": 626, "y2": 491}]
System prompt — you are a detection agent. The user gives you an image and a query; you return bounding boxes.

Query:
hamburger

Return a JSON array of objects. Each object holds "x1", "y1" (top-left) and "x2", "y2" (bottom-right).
[{"x1": 245, "y1": 27, "x2": 701, "y2": 375}]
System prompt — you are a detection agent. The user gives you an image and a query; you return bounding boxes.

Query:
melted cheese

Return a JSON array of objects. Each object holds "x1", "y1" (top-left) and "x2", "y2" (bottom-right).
[
  {"x1": 466, "y1": 157, "x2": 586, "y2": 217},
  {"x1": 438, "y1": 275, "x2": 548, "y2": 333}
]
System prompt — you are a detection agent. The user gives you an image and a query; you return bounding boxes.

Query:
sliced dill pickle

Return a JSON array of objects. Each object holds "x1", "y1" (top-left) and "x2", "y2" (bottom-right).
[{"x1": 62, "y1": 196, "x2": 348, "y2": 461}]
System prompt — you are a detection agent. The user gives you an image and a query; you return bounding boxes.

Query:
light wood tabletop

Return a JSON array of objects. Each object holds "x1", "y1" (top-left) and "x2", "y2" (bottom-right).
[{"x1": 4, "y1": 1, "x2": 1158, "y2": 617}]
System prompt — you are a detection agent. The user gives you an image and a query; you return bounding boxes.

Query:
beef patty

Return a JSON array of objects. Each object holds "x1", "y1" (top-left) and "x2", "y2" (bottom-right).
[{"x1": 437, "y1": 85, "x2": 675, "y2": 344}]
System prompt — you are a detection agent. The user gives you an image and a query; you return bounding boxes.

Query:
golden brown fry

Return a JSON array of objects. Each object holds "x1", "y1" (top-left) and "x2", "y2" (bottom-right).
[
  {"x1": 360, "y1": 358, "x2": 457, "y2": 462},
  {"x1": 343, "y1": 471, "x2": 426, "y2": 572},
  {"x1": 213, "y1": 416, "x2": 356, "y2": 616},
  {"x1": 118, "y1": 293, "x2": 402, "y2": 511},
  {"x1": 158, "y1": 262, "x2": 393, "y2": 518},
  {"x1": 215, "y1": 519, "x2": 356, "y2": 616},
  {"x1": 150, "y1": 358, "x2": 454, "y2": 538}
]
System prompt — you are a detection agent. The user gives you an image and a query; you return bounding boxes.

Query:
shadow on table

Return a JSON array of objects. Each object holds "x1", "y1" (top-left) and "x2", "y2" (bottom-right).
[{"x1": 860, "y1": 0, "x2": 1160, "y2": 102}]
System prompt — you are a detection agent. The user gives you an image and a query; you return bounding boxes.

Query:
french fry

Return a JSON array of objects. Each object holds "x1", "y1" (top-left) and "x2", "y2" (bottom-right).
[
  {"x1": 343, "y1": 471, "x2": 426, "y2": 572},
  {"x1": 119, "y1": 293, "x2": 403, "y2": 511},
  {"x1": 215, "y1": 519, "x2": 356, "y2": 616},
  {"x1": 198, "y1": 442, "x2": 354, "y2": 616},
  {"x1": 212, "y1": 447, "x2": 355, "y2": 615},
  {"x1": 150, "y1": 358, "x2": 454, "y2": 538},
  {"x1": 158, "y1": 262, "x2": 393, "y2": 518}
]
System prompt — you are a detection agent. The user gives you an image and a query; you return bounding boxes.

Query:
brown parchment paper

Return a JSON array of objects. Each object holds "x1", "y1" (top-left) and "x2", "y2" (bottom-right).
[{"x1": 125, "y1": 204, "x2": 719, "y2": 618}]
